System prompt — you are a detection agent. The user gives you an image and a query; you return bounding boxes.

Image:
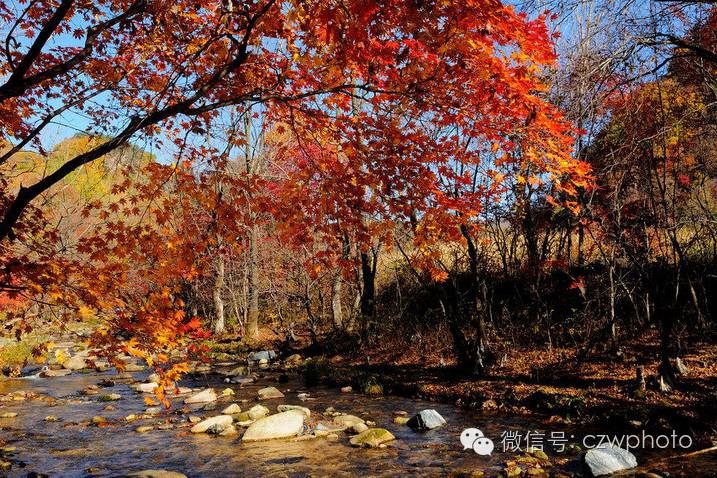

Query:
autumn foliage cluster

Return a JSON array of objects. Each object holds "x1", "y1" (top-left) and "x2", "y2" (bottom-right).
[
  {"x1": 2, "y1": 0, "x2": 716, "y2": 389},
  {"x1": 0, "y1": 0, "x2": 590, "y2": 381}
]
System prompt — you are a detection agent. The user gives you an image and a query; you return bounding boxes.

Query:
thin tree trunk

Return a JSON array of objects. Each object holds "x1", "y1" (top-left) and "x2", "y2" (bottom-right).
[
  {"x1": 360, "y1": 250, "x2": 376, "y2": 318},
  {"x1": 609, "y1": 262, "x2": 617, "y2": 345},
  {"x1": 331, "y1": 269, "x2": 343, "y2": 329},
  {"x1": 246, "y1": 224, "x2": 260, "y2": 339},
  {"x1": 213, "y1": 255, "x2": 225, "y2": 335},
  {"x1": 331, "y1": 233, "x2": 350, "y2": 329}
]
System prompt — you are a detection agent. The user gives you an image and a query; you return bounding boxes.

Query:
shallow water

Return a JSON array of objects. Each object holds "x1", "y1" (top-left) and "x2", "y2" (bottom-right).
[{"x1": 0, "y1": 367, "x2": 714, "y2": 477}]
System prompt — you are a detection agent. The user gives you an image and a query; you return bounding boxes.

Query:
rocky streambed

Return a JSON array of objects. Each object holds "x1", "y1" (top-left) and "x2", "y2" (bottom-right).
[{"x1": 0, "y1": 353, "x2": 715, "y2": 478}]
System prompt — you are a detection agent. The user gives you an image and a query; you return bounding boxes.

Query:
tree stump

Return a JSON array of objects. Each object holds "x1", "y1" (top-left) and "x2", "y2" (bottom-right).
[
  {"x1": 635, "y1": 366, "x2": 646, "y2": 391},
  {"x1": 675, "y1": 357, "x2": 689, "y2": 376}
]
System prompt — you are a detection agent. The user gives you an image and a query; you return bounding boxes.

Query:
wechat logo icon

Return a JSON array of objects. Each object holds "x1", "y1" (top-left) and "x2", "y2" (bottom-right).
[{"x1": 460, "y1": 428, "x2": 494, "y2": 456}]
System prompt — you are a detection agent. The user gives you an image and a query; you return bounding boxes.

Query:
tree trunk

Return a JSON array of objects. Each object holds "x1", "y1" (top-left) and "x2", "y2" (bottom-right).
[
  {"x1": 213, "y1": 255, "x2": 225, "y2": 335},
  {"x1": 331, "y1": 269, "x2": 343, "y2": 329},
  {"x1": 360, "y1": 250, "x2": 376, "y2": 318},
  {"x1": 609, "y1": 262, "x2": 617, "y2": 345},
  {"x1": 246, "y1": 224, "x2": 260, "y2": 339},
  {"x1": 577, "y1": 222, "x2": 585, "y2": 267},
  {"x1": 460, "y1": 224, "x2": 488, "y2": 376},
  {"x1": 332, "y1": 234, "x2": 349, "y2": 330}
]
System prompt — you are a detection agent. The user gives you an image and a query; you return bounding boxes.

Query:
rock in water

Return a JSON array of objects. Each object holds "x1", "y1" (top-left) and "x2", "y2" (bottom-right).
[
  {"x1": 124, "y1": 363, "x2": 145, "y2": 372},
  {"x1": 407, "y1": 409, "x2": 446, "y2": 431},
  {"x1": 242, "y1": 410, "x2": 305, "y2": 442},
  {"x1": 184, "y1": 388, "x2": 217, "y2": 404},
  {"x1": 277, "y1": 404, "x2": 311, "y2": 417},
  {"x1": 133, "y1": 383, "x2": 159, "y2": 393},
  {"x1": 62, "y1": 354, "x2": 87, "y2": 370},
  {"x1": 190, "y1": 415, "x2": 233, "y2": 434},
  {"x1": 99, "y1": 393, "x2": 122, "y2": 402},
  {"x1": 257, "y1": 386, "x2": 284, "y2": 400},
  {"x1": 333, "y1": 414, "x2": 365, "y2": 428},
  {"x1": 351, "y1": 422, "x2": 369, "y2": 434},
  {"x1": 584, "y1": 445, "x2": 637, "y2": 476},
  {"x1": 222, "y1": 403, "x2": 242, "y2": 415},
  {"x1": 248, "y1": 404, "x2": 270, "y2": 420},
  {"x1": 218, "y1": 424, "x2": 238, "y2": 436},
  {"x1": 41, "y1": 369, "x2": 72, "y2": 377},
  {"x1": 124, "y1": 471, "x2": 187, "y2": 478},
  {"x1": 349, "y1": 428, "x2": 396, "y2": 448}
]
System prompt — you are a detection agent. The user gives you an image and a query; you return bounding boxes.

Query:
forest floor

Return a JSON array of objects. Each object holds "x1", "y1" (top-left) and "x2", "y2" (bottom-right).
[{"x1": 267, "y1": 332, "x2": 717, "y2": 447}]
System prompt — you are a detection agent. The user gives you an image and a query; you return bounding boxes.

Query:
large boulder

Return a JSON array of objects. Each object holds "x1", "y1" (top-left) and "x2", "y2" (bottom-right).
[
  {"x1": 190, "y1": 415, "x2": 233, "y2": 434},
  {"x1": 184, "y1": 388, "x2": 217, "y2": 404},
  {"x1": 584, "y1": 445, "x2": 637, "y2": 476},
  {"x1": 242, "y1": 409, "x2": 305, "y2": 442},
  {"x1": 407, "y1": 409, "x2": 446, "y2": 431},
  {"x1": 257, "y1": 386, "x2": 284, "y2": 400},
  {"x1": 349, "y1": 428, "x2": 396, "y2": 448}
]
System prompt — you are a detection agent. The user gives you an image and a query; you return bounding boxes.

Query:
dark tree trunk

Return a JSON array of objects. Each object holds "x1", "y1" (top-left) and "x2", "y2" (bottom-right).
[
  {"x1": 460, "y1": 224, "x2": 488, "y2": 376},
  {"x1": 360, "y1": 250, "x2": 376, "y2": 318}
]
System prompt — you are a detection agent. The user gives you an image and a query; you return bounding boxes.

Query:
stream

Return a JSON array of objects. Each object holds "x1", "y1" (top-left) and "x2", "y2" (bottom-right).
[{"x1": 0, "y1": 363, "x2": 715, "y2": 477}]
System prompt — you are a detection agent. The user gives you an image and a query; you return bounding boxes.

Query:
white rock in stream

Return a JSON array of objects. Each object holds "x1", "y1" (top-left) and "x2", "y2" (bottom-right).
[
  {"x1": 133, "y1": 383, "x2": 159, "y2": 393},
  {"x1": 168, "y1": 386, "x2": 192, "y2": 395},
  {"x1": 333, "y1": 414, "x2": 365, "y2": 428},
  {"x1": 584, "y1": 445, "x2": 637, "y2": 476},
  {"x1": 257, "y1": 386, "x2": 284, "y2": 400},
  {"x1": 62, "y1": 354, "x2": 87, "y2": 370},
  {"x1": 407, "y1": 409, "x2": 446, "y2": 431},
  {"x1": 190, "y1": 415, "x2": 233, "y2": 434},
  {"x1": 184, "y1": 388, "x2": 217, "y2": 404},
  {"x1": 242, "y1": 410, "x2": 305, "y2": 442},
  {"x1": 248, "y1": 404, "x2": 270, "y2": 420}
]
